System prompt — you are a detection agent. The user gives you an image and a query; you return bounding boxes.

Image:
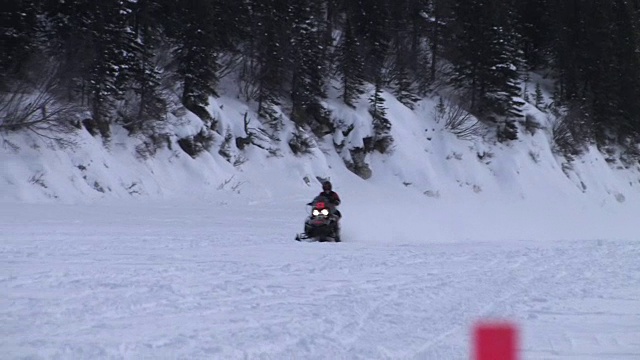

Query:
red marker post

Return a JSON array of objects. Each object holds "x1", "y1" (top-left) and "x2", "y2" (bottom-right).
[{"x1": 473, "y1": 321, "x2": 519, "y2": 360}]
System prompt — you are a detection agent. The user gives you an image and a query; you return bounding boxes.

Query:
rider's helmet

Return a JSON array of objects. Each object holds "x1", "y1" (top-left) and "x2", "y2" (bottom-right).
[{"x1": 322, "y1": 181, "x2": 332, "y2": 192}]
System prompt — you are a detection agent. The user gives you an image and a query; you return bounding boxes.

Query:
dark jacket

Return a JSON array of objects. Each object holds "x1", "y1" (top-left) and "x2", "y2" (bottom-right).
[{"x1": 319, "y1": 190, "x2": 341, "y2": 206}]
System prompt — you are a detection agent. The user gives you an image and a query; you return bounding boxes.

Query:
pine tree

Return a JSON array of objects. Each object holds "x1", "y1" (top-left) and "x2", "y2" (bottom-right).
[
  {"x1": 42, "y1": 1, "x2": 139, "y2": 137},
  {"x1": 388, "y1": 0, "x2": 421, "y2": 108},
  {"x1": 609, "y1": 0, "x2": 640, "y2": 139},
  {"x1": 449, "y1": 0, "x2": 524, "y2": 121},
  {"x1": 535, "y1": 82, "x2": 544, "y2": 109},
  {"x1": 435, "y1": 96, "x2": 446, "y2": 122},
  {"x1": 0, "y1": 0, "x2": 42, "y2": 85},
  {"x1": 522, "y1": 72, "x2": 530, "y2": 102},
  {"x1": 42, "y1": 0, "x2": 94, "y2": 103},
  {"x1": 163, "y1": 0, "x2": 245, "y2": 124},
  {"x1": 358, "y1": 0, "x2": 391, "y2": 82},
  {"x1": 165, "y1": 2, "x2": 217, "y2": 122},
  {"x1": 42, "y1": 1, "x2": 136, "y2": 138},
  {"x1": 551, "y1": 0, "x2": 590, "y2": 102},
  {"x1": 337, "y1": 17, "x2": 366, "y2": 107},
  {"x1": 368, "y1": 76, "x2": 393, "y2": 153},
  {"x1": 449, "y1": 0, "x2": 488, "y2": 112},
  {"x1": 552, "y1": 0, "x2": 640, "y2": 144},
  {"x1": 89, "y1": 1, "x2": 141, "y2": 138},
  {"x1": 249, "y1": 0, "x2": 289, "y2": 126},
  {"x1": 124, "y1": 0, "x2": 167, "y2": 131},
  {"x1": 288, "y1": 0, "x2": 331, "y2": 134},
  {"x1": 426, "y1": 0, "x2": 453, "y2": 86},
  {"x1": 516, "y1": 0, "x2": 553, "y2": 69},
  {"x1": 485, "y1": 18, "x2": 525, "y2": 118}
]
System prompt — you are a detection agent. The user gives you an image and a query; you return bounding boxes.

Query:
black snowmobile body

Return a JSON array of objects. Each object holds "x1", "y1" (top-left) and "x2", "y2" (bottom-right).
[{"x1": 295, "y1": 195, "x2": 341, "y2": 242}]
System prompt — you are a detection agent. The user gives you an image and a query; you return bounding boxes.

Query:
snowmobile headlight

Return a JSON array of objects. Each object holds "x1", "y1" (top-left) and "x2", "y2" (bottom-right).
[
  {"x1": 321, "y1": 209, "x2": 329, "y2": 216},
  {"x1": 312, "y1": 209, "x2": 320, "y2": 216}
]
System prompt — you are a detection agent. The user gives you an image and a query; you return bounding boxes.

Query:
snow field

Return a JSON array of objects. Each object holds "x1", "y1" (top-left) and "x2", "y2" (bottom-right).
[{"x1": 2, "y1": 201, "x2": 639, "y2": 359}]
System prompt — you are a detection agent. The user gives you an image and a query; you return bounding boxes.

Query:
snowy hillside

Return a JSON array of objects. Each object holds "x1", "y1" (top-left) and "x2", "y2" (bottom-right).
[
  {"x1": 1, "y1": 80, "x2": 639, "y2": 200},
  {"x1": 2, "y1": 79, "x2": 640, "y2": 237}
]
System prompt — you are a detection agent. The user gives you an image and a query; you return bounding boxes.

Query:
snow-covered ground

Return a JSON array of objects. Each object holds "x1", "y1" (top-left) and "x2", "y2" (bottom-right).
[{"x1": 2, "y1": 198, "x2": 639, "y2": 359}]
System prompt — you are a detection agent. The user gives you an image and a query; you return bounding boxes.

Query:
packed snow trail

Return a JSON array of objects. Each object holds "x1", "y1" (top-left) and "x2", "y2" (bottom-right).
[{"x1": 1, "y1": 201, "x2": 639, "y2": 359}]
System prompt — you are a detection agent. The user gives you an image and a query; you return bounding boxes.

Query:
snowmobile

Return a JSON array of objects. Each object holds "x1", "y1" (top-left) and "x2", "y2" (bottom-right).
[{"x1": 295, "y1": 195, "x2": 341, "y2": 242}]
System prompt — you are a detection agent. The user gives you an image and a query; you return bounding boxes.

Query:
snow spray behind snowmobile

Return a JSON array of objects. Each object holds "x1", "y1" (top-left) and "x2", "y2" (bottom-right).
[{"x1": 295, "y1": 195, "x2": 341, "y2": 242}]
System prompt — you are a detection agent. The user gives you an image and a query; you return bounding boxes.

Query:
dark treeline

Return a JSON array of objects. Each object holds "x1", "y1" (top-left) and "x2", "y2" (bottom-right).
[{"x1": 1, "y1": 0, "x2": 639, "y2": 154}]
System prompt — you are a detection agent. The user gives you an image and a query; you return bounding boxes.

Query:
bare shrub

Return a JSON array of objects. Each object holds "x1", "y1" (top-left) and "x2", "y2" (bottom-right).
[
  {"x1": 363, "y1": 134, "x2": 395, "y2": 154},
  {"x1": 28, "y1": 172, "x2": 47, "y2": 188},
  {"x1": 620, "y1": 137, "x2": 640, "y2": 167},
  {"x1": 550, "y1": 106, "x2": 592, "y2": 160},
  {"x1": 218, "y1": 130, "x2": 234, "y2": 162},
  {"x1": 497, "y1": 118, "x2": 518, "y2": 142},
  {"x1": 217, "y1": 53, "x2": 243, "y2": 80},
  {"x1": 236, "y1": 111, "x2": 279, "y2": 151},
  {"x1": 217, "y1": 175, "x2": 246, "y2": 193},
  {"x1": 529, "y1": 150, "x2": 540, "y2": 163},
  {"x1": 346, "y1": 147, "x2": 372, "y2": 179},
  {"x1": 288, "y1": 129, "x2": 315, "y2": 155},
  {"x1": 524, "y1": 114, "x2": 543, "y2": 135},
  {"x1": 0, "y1": 68, "x2": 80, "y2": 145},
  {"x1": 177, "y1": 128, "x2": 214, "y2": 158},
  {"x1": 434, "y1": 96, "x2": 482, "y2": 140},
  {"x1": 551, "y1": 116, "x2": 573, "y2": 157},
  {"x1": 135, "y1": 131, "x2": 171, "y2": 160}
]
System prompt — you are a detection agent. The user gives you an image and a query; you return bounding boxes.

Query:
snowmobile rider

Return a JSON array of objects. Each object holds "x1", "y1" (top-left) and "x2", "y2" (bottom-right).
[{"x1": 319, "y1": 181, "x2": 341, "y2": 219}]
